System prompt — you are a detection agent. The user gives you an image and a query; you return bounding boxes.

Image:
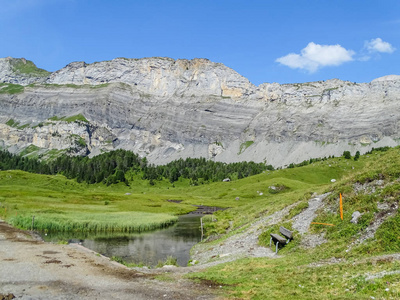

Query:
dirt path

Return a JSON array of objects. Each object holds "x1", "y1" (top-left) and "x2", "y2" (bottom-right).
[
  {"x1": 292, "y1": 193, "x2": 330, "y2": 234},
  {"x1": 190, "y1": 202, "x2": 300, "y2": 265},
  {"x1": 0, "y1": 220, "x2": 218, "y2": 300}
]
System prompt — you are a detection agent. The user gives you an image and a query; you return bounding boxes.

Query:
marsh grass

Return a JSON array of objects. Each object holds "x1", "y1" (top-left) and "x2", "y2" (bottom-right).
[
  {"x1": 0, "y1": 170, "x2": 191, "y2": 233},
  {"x1": 9, "y1": 211, "x2": 177, "y2": 233}
]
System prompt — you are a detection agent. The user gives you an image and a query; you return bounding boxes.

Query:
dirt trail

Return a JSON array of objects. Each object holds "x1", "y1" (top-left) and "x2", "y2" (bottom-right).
[
  {"x1": 0, "y1": 220, "x2": 218, "y2": 300},
  {"x1": 190, "y1": 202, "x2": 299, "y2": 265}
]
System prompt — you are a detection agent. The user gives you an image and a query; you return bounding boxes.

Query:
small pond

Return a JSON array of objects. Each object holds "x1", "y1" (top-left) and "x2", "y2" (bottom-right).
[{"x1": 41, "y1": 214, "x2": 202, "y2": 267}]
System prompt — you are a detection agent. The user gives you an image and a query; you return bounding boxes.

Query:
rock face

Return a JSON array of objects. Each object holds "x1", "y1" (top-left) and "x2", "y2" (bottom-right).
[
  {"x1": 0, "y1": 56, "x2": 400, "y2": 166},
  {"x1": 0, "y1": 57, "x2": 50, "y2": 85}
]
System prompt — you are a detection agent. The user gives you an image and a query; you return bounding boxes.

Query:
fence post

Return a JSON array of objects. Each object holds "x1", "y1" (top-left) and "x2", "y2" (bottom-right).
[{"x1": 31, "y1": 215, "x2": 35, "y2": 231}]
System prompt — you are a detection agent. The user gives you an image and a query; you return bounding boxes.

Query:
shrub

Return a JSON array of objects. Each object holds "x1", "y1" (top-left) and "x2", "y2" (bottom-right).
[{"x1": 354, "y1": 151, "x2": 360, "y2": 161}]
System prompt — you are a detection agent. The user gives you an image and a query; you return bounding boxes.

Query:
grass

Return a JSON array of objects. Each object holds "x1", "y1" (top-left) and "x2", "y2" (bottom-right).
[
  {"x1": 0, "y1": 148, "x2": 399, "y2": 298},
  {"x1": 238, "y1": 141, "x2": 254, "y2": 155},
  {"x1": 0, "y1": 170, "x2": 193, "y2": 233},
  {"x1": 0, "y1": 83, "x2": 25, "y2": 94},
  {"x1": 41, "y1": 149, "x2": 67, "y2": 160},
  {"x1": 19, "y1": 145, "x2": 41, "y2": 157},
  {"x1": 11, "y1": 59, "x2": 50, "y2": 77},
  {"x1": 48, "y1": 114, "x2": 89, "y2": 123},
  {"x1": 189, "y1": 255, "x2": 400, "y2": 299},
  {"x1": 69, "y1": 134, "x2": 87, "y2": 147},
  {"x1": 4, "y1": 118, "x2": 30, "y2": 129},
  {"x1": 111, "y1": 256, "x2": 147, "y2": 268},
  {"x1": 187, "y1": 147, "x2": 400, "y2": 299},
  {"x1": 10, "y1": 211, "x2": 177, "y2": 233},
  {"x1": 156, "y1": 255, "x2": 179, "y2": 267},
  {"x1": 5, "y1": 118, "x2": 19, "y2": 127}
]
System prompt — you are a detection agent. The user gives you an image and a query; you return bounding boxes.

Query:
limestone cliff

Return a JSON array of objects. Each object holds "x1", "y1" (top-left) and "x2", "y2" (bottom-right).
[{"x1": 0, "y1": 57, "x2": 399, "y2": 167}]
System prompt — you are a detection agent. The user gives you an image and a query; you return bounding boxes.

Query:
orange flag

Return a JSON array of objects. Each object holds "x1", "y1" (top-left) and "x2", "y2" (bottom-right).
[{"x1": 340, "y1": 193, "x2": 343, "y2": 220}]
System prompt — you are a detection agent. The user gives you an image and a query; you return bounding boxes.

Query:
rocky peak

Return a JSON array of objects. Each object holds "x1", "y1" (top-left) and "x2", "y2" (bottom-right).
[
  {"x1": 0, "y1": 57, "x2": 50, "y2": 85},
  {"x1": 46, "y1": 57, "x2": 255, "y2": 98},
  {"x1": 371, "y1": 75, "x2": 400, "y2": 82}
]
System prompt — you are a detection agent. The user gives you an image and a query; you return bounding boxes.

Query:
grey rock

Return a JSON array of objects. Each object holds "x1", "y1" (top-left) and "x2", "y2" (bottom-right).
[
  {"x1": 350, "y1": 211, "x2": 362, "y2": 224},
  {"x1": 1, "y1": 56, "x2": 400, "y2": 166},
  {"x1": 292, "y1": 193, "x2": 330, "y2": 234},
  {"x1": 0, "y1": 57, "x2": 49, "y2": 85},
  {"x1": 300, "y1": 233, "x2": 327, "y2": 248},
  {"x1": 377, "y1": 202, "x2": 389, "y2": 210}
]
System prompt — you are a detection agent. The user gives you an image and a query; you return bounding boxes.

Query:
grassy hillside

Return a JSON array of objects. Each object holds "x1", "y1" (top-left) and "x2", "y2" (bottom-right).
[
  {"x1": 0, "y1": 147, "x2": 398, "y2": 298},
  {"x1": 188, "y1": 147, "x2": 400, "y2": 299},
  {"x1": 11, "y1": 59, "x2": 50, "y2": 77}
]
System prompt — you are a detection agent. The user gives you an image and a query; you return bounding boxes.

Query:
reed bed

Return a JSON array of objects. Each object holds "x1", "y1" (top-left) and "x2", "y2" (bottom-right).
[{"x1": 10, "y1": 211, "x2": 178, "y2": 233}]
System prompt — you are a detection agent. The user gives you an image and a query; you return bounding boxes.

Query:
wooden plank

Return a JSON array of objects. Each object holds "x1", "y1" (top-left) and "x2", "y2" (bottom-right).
[
  {"x1": 280, "y1": 226, "x2": 293, "y2": 239},
  {"x1": 270, "y1": 233, "x2": 286, "y2": 244}
]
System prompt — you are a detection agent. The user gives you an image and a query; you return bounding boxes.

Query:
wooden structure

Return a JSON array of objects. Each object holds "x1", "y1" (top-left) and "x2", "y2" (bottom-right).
[{"x1": 269, "y1": 226, "x2": 293, "y2": 254}]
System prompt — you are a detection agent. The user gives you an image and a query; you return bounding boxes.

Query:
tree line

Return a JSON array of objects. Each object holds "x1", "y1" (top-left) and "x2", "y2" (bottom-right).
[{"x1": 0, "y1": 149, "x2": 271, "y2": 185}]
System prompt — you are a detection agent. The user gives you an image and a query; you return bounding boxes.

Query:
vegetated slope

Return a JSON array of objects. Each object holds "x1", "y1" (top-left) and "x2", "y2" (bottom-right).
[
  {"x1": 0, "y1": 57, "x2": 400, "y2": 167},
  {"x1": 0, "y1": 144, "x2": 399, "y2": 298},
  {"x1": 189, "y1": 147, "x2": 400, "y2": 299}
]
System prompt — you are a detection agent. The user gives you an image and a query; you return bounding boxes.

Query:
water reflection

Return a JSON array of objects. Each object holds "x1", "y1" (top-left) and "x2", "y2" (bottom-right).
[{"x1": 42, "y1": 215, "x2": 201, "y2": 267}]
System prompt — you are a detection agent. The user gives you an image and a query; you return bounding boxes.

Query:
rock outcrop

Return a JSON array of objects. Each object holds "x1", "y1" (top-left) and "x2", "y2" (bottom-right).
[
  {"x1": 0, "y1": 57, "x2": 50, "y2": 85},
  {"x1": 0, "y1": 57, "x2": 399, "y2": 166}
]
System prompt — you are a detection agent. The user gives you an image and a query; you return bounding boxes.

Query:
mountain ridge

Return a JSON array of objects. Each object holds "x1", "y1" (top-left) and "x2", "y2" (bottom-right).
[{"x1": 0, "y1": 56, "x2": 400, "y2": 167}]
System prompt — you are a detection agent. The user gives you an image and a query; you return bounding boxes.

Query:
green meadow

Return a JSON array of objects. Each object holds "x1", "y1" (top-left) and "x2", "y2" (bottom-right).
[
  {"x1": 0, "y1": 147, "x2": 399, "y2": 298},
  {"x1": 187, "y1": 148, "x2": 400, "y2": 299},
  {"x1": 0, "y1": 171, "x2": 191, "y2": 232},
  {"x1": 0, "y1": 151, "x2": 357, "y2": 234}
]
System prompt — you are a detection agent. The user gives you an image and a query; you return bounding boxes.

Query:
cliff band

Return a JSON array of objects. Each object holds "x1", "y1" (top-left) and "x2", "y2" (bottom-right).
[{"x1": 0, "y1": 56, "x2": 399, "y2": 166}]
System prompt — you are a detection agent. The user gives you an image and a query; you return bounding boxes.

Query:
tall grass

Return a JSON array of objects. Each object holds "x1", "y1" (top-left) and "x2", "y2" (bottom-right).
[{"x1": 9, "y1": 212, "x2": 178, "y2": 233}]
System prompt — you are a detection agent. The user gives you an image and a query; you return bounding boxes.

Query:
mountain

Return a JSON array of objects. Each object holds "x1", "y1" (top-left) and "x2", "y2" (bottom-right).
[{"x1": 0, "y1": 56, "x2": 399, "y2": 166}]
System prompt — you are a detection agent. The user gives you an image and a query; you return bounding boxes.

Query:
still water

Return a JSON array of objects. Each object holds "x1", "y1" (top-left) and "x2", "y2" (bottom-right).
[{"x1": 42, "y1": 215, "x2": 202, "y2": 267}]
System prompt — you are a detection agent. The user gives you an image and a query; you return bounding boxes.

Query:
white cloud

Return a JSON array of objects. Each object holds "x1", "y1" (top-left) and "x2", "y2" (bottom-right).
[
  {"x1": 276, "y1": 42, "x2": 355, "y2": 73},
  {"x1": 364, "y1": 38, "x2": 395, "y2": 54}
]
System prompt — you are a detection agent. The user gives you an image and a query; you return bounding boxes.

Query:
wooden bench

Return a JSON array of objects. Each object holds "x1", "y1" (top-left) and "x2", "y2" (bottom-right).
[{"x1": 270, "y1": 226, "x2": 293, "y2": 253}]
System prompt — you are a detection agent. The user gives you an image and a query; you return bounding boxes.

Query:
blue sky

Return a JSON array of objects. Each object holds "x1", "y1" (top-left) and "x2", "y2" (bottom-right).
[{"x1": 1, "y1": 0, "x2": 399, "y2": 85}]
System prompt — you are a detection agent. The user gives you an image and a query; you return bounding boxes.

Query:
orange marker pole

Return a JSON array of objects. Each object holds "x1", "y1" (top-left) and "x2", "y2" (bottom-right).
[
  {"x1": 311, "y1": 222, "x2": 336, "y2": 226},
  {"x1": 340, "y1": 193, "x2": 343, "y2": 220}
]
